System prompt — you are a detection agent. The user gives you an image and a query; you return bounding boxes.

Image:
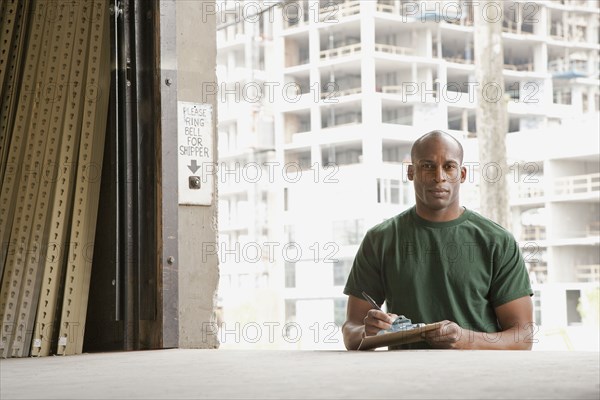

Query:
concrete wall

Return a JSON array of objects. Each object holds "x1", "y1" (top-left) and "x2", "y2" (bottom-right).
[{"x1": 176, "y1": 0, "x2": 219, "y2": 348}]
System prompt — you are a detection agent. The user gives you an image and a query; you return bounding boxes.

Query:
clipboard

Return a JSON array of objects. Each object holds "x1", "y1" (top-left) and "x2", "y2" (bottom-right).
[{"x1": 357, "y1": 322, "x2": 442, "y2": 350}]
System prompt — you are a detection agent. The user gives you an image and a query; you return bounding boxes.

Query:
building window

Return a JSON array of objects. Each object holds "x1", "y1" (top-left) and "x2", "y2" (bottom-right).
[
  {"x1": 534, "y1": 290, "x2": 542, "y2": 326},
  {"x1": 508, "y1": 117, "x2": 520, "y2": 133},
  {"x1": 298, "y1": 153, "x2": 311, "y2": 170},
  {"x1": 322, "y1": 110, "x2": 362, "y2": 129},
  {"x1": 553, "y1": 89, "x2": 572, "y2": 105},
  {"x1": 298, "y1": 46, "x2": 309, "y2": 64},
  {"x1": 566, "y1": 290, "x2": 582, "y2": 325},
  {"x1": 285, "y1": 262, "x2": 296, "y2": 288},
  {"x1": 284, "y1": 299, "x2": 297, "y2": 338},
  {"x1": 332, "y1": 219, "x2": 364, "y2": 246},
  {"x1": 333, "y1": 259, "x2": 353, "y2": 286},
  {"x1": 284, "y1": 225, "x2": 295, "y2": 243},
  {"x1": 382, "y1": 145, "x2": 409, "y2": 163},
  {"x1": 377, "y1": 178, "x2": 401, "y2": 204},
  {"x1": 322, "y1": 146, "x2": 362, "y2": 166},
  {"x1": 285, "y1": 299, "x2": 296, "y2": 321},
  {"x1": 334, "y1": 298, "x2": 347, "y2": 326},
  {"x1": 382, "y1": 106, "x2": 413, "y2": 125},
  {"x1": 467, "y1": 114, "x2": 476, "y2": 135}
]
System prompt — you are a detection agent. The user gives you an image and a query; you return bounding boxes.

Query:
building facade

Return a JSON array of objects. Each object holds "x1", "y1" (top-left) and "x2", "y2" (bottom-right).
[{"x1": 216, "y1": 0, "x2": 599, "y2": 350}]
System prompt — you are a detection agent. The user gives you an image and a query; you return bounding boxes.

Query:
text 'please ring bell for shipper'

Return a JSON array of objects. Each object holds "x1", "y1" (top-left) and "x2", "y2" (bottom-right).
[{"x1": 178, "y1": 102, "x2": 214, "y2": 205}]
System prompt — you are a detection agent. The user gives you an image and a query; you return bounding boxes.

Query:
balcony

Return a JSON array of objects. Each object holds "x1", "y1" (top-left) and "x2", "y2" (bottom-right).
[
  {"x1": 320, "y1": 87, "x2": 361, "y2": 99},
  {"x1": 528, "y1": 262, "x2": 548, "y2": 284},
  {"x1": 319, "y1": 71, "x2": 361, "y2": 100},
  {"x1": 377, "y1": 0, "x2": 475, "y2": 25},
  {"x1": 558, "y1": 0, "x2": 596, "y2": 7},
  {"x1": 444, "y1": 55, "x2": 473, "y2": 65},
  {"x1": 320, "y1": 43, "x2": 361, "y2": 60},
  {"x1": 550, "y1": 20, "x2": 589, "y2": 43},
  {"x1": 502, "y1": 24, "x2": 520, "y2": 35},
  {"x1": 321, "y1": 111, "x2": 362, "y2": 129},
  {"x1": 284, "y1": 1, "x2": 310, "y2": 29},
  {"x1": 376, "y1": 0, "x2": 431, "y2": 19},
  {"x1": 376, "y1": 1, "x2": 396, "y2": 14},
  {"x1": 374, "y1": 43, "x2": 414, "y2": 56},
  {"x1": 504, "y1": 62, "x2": 534, "y2": 72},
  {"x1": 554, "y1": 173, "x2": 600, "y2": 196},
  {"x1": 321, "y1": 144, "x2": 363, "y2": 167},
  {"x1": 444, "y1": 15, "x2": 474, "y2": 27},
  {"x1": 380, "y1": 86, "x2": 403, "y2": 94},
  {"x1": 503, "y1": 44, "x2": 536, "y2": 73},
  {"x1": 319, "y1": 0, "x2": 360, "y2": 22},
  {"x1": 382, "y1": 104, "x2": 413, "y2": 125},
  {"x1": 375, "y1": 1, "x2": 420, "y2": 19},
  {"x1": 284, "y1": 112, "x2": 311, "y2": 145},
  {"x1": 522, "y1": 225, "x2": 547, "y2": 241},
  {"x1": 502, "y1": 19, "x2": 534, "y2": 35},
  {"x1": 378, "y1": 85, "x2": 442, "y2": 105},
  {"x1": 284, "y1": 149, "x2": 311, "y2": 171},
  {"x1": 549, "y1": 58, "x2": 594, "y2": 79},
  {"x1": 512, "y1": 183, "x2": 545, "y2": 201},
  {"x1": 587, "y1": 221, "x2": 600, "y2": 237},
  {"x1": 576, "y1": 264, "x2": 600, "y2": 283}
]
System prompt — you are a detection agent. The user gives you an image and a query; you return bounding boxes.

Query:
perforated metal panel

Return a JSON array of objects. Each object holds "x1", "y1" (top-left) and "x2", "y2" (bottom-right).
[
  {"x1": 55, "y1": 0, "x2": 110, "y2": 356},
  {"x1": 0, "y1": 1, "x2": 28, "y2": 186},
  {"x1": 0, "y1": 0, "x2": 111, "y2": 357},
  {"x1": 0, "y1": 0, "x2": 56, "y2": 357},
  {"x1": 0, "y1": 0, "x2": 40, "y2": 282},
  {"x1": 9, "y1": 1, "x2": 81, "y2": 358},
  {"x1": 30, "y1": 0, "x2": 93, "y2": 358},
  {"x1": 0, "y1": 0, "x2": 17, "y2": 89}
]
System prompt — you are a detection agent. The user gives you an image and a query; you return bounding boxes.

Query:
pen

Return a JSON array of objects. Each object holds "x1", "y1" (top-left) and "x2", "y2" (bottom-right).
[{"x1": 361, "y1": 291, "x2": 383, "y2": 311}]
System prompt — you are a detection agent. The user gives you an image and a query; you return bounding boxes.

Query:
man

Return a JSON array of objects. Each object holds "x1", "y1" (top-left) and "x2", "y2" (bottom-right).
[{"x1": 342, "y1": 130, "x2": 534, "y2": 350}]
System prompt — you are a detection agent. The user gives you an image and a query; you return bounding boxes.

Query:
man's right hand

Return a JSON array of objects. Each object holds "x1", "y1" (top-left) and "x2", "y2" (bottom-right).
[
  {"x1": 343, "y1": 295, "x2": 400, "y2": 349},
  {"x1": 363, "y1": 309, "x2": 398, "y2": 337}
]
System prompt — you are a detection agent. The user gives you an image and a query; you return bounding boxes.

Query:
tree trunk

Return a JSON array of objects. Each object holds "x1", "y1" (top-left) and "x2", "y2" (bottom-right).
[{"x1": 473, "y1": 0, "x2": 511, "y2": 229}]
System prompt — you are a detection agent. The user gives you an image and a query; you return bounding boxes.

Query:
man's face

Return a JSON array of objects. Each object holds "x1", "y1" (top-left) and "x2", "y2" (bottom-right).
[{"x1": 407, "y1": 137, "x2": 466, "y2": 212}]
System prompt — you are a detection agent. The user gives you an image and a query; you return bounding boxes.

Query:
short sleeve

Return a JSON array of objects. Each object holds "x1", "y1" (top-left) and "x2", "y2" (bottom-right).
[
  {"x1": 343, "y1": 229, "x2": 386, "y2": 305},
  {"x1": 489, "y1": 235, "x2": 533, "y2": 308}
]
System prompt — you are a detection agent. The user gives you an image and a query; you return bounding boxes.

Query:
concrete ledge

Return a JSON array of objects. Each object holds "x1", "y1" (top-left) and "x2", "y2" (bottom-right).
[{"x1": 1, "y1": 349, "x2": 599, "y2": 399}]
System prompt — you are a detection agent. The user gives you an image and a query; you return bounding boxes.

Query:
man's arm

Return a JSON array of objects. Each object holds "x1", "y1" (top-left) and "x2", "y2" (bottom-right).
[
  {"x1": 422, "y1": 296, "x2": 534, "y2": 350},
  {"x1": 342, "y1": 295, "x2": 397, "y2": 350}
]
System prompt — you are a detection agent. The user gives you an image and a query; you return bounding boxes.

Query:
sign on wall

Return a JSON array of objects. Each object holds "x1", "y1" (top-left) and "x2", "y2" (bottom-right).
[{"x1": 177, "y1": 102, "x2": 213, "y2": 205}]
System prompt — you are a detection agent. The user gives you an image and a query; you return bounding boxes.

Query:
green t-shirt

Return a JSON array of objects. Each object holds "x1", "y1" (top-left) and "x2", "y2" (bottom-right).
[{"x1": 344, "y1": 206, "x2": 533, "y2": 349}]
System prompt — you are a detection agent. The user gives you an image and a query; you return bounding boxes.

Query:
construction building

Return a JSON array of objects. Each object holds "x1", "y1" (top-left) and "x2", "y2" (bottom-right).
[{"x1": 215, "y1": 0, "x2": 600, "y2": 350}]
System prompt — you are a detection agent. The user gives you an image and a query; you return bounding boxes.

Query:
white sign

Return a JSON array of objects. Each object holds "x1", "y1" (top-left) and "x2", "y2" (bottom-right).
[{"x1": 177, "y1": 102, "x2": 213, "y2": 205}]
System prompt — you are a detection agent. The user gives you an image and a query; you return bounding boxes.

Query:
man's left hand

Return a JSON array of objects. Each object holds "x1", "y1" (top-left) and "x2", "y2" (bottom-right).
[{"x1": 421, "y1": 320, "x2": 468, "y2": 349}]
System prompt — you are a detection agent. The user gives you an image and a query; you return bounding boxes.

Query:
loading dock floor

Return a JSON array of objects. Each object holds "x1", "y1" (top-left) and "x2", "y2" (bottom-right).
[{"x1": 1, "y1": 349, "x2": 598, "y2": 399}]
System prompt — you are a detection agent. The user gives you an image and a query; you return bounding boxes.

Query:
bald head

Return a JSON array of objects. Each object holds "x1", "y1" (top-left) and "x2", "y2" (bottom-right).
[{"x1": 411, "y1": 130, "x2": 464, "y2": 164}]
